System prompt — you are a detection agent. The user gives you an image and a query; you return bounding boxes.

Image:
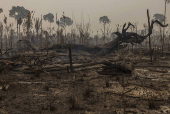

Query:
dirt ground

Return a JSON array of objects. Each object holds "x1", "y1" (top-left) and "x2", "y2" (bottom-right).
[{"x1": 0, "y1": 49, "x2": 170, "y2": 114}]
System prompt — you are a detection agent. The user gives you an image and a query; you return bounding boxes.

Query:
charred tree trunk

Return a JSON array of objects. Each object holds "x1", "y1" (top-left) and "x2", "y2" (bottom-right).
[
  {"x1": 6, "y1": 36, "x2": 7, "y2": 51},
  {"x1": 19, "y1": 25, "x2": 20, "y2": 40},
  {"x1": 168, "y1": 35, "x2": 170, "y2": 50},
  {"x1": 41, "y1": 14, "x2": 43, "y2": 48},
  {"x1": 69, "y1": 44, "x2": 73, "y2": 72},
  {"x1": 145, "y1": 29, "x2": 147, "y2": 50},
  {"x1": 147, "y1": 9, "x2": 153, "y2": 64},
  {"x1": 17, "y1": 22, "x2": 18, "y2": 41},
  {"x1": 46, "y1": 33, "x2": 49, "y2": 56},
  {"x1": 104, "y1": 24, "x2": 106, "y2": 44},
  {"x1": 0, "y1": 33, "x2": 2, "y2": 51},
  {"x1": 162, "y1": 0, "x2": 167, "y2": 55},
  {"x1": 160, "y1": 27, "x2": 163, "y2": 54}
]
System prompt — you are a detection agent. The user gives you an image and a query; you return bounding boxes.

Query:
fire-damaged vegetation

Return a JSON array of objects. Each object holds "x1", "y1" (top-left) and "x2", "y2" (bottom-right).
[
  {"x1": 0, "y1": 4, "x2": 170, "y2": 114},
  {"x1": 0, "y1": 48, "x2": 170, "y2": 114}
]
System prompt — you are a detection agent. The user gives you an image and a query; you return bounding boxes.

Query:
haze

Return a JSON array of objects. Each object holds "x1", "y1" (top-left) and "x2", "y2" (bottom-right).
[{"x1": 0, "y1": 0, "x2": 169, "y2": 34}]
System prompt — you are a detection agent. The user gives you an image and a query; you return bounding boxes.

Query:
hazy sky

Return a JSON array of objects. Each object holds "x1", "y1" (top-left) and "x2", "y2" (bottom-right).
[{"x1": 0, "y1": 0, "x2": 170, "y2": 34}]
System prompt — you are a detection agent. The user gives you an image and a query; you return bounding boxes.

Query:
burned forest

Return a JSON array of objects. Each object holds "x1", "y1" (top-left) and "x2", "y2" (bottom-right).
[{"x1": 0, "y1": 1, "x2": 170, "y2": 114}]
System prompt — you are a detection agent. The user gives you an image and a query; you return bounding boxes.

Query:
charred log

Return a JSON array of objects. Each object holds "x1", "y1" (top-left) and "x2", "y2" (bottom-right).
[{"x1": 111, "y1": 20, "x2": 168, "y2": 48}]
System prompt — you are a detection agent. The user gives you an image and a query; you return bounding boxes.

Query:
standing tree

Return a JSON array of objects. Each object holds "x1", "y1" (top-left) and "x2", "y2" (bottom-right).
[
  {"x1": 56, "y1": 13, "x2": 60, "y2": 44},
  {"x1": 22, "y1": 18, "x2": 33, "y2": 29},
  {"x1": 43, "y1": 31, "x2": 49, "y2": 55},
  {"x1": 60, "y1": 14, "x2": 73, "y2": 37},
  {"x1": 35, "y1": 18, "x2": 41, "y2": 35},
  {"x1": 17, "y1": 17, "x2": 22, "y2": 40},
  {"x1": 0, "y1": 22, "x2": 3, "y2": 51},
  {"x1": 99, "y1": 16, "x2": 110, "y2": 43},
  {"x1": 9, "y1": 6, "x2": 29, "y2": 40},
  {"x1": 153, "y1": 13, "x2": 166, "y2": 54},
  {"x1": 163, "y1": 0, "x2": 170, "y2": 53},
  {"x1": 94, "y1": 30, "x2": 99, "y2": 45},
  {"x1": 43, "y1": 13, "x2": 54, "y2": 36},
  {"x1": 0, "y1": 9, "x2": 3, "y2": 51},
  {"x1": 9, "y1": 23, "x2": 14, "y2": 48},
  {"x1": 3, "y1": 15, "x2": 8, "y2": 50},
  {"x1": 143, "y1": 23, "x2": 148, "y2": 49},
  {"x1": 25, "y1": 11, "x2": 34, "y2": 41},
  {"x1": 147, "y1": 9, "x2": 153, "y2": 64},
  {"x1": 134, "y1": 22, "x2": 138, "y2": 48},
  {"x1": 129, "y1": 23, "x2": 135, "y2": 50},
  {"x1": 35, "y1": 17, "x2": 41, "y2": 45}
]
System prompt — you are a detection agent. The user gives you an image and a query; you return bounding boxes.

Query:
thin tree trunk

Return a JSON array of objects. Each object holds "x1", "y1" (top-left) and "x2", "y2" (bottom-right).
[
  {"x1": 160, "y1": 27, "x2": 163, "y2": 54},
  {"x1": 0, "y1": 34, "x2": 2, "y2": 51},
  {"x1": 17, "y1": 22, "x2": 18, "y2": 41},
  {"x1": 104, "y1": 24, "x2": 106, "y2": 43},
  {"x1": 135, "y1": 25, "x2": 137, "y2": 49},
  {"x1": 19, "y1": 25, "x2": 20, "y2": 40},
  {"x1": 50, "y1": 22, "x2": 51, "y2": 36},
  {"x1": 145, "y1": 29, "x2": 147, "y2": 49},
  {"x1": 10, "y1": 30, "x2": 12, "y2": 49},
  {"x1": 46, "y1": 33, "x2": 48, "y2": 56},
  {"x1": 5, "y1": 24, "x2": 7, "y2": 50},
  {"x1": 168, "y1": 35, "x2": 170, "y2": 50},
  {"x1": 147, "y1": 9, "x2": 153, "y2": 64},
  {"x1": 6, "y1": 36, "x2": 7, "y2": 50},
  {"x1": 57, "y1": 25, "x2": 59, "y2": 44},
  {"x1": 131, "y1": 29, "x2": 133, "y2": 51},
  {"x1": 69, "y1": 44, "x2": 73, "y2": 72},
  {"x1": 163, "y1": 0, "x2": 167, "y2": 54},
  {"x1": 41, "y1": 14, "x2": 43, "y2": 48}
]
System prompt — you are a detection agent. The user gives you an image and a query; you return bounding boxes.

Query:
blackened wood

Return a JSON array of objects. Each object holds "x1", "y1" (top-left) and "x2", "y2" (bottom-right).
[{"x1": 69, "y1": 44, "x2": 73, "y2": 72}]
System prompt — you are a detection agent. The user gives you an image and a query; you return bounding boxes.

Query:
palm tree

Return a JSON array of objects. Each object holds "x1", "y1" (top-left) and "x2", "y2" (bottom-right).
[
  {"x1": 99, "y1": 16, "x2": 110, "y2": 43},
  {"x1": 9, "y1": 6, "x2": 29, "y2": 41},
  {"x1": 43, "y1": 13, "x2": 54, "y2": 36}
]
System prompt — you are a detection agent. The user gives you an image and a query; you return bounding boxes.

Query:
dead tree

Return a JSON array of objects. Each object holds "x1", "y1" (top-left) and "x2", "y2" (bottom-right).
[
  {"x1": 147, "y1": 9, "x2": 153, "y2": 64},
  {"x1": 0, "y1": 24, "x2": 3, "y2": 51},
  {"x1": 69, "y1": 44, "x2": 73, "y2": 72},
  {"x1": 43, "y1": 31, "x2": 49, "y2": 56},
  {"x1": 111, "y1": 20, "x2": 168, "y2": 50}
]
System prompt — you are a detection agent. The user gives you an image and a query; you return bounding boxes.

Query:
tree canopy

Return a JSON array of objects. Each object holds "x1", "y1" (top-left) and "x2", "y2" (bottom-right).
[
  {"x1": 43, "y1": 13, "x2": 54, "y2": 23},
  {"x1": 99, "y1": 16, "x2": 110, "y2": 25},
  {"x1": 60, "y1": 16, "x2": 73, "y2": 27},
  {"x1": 9, "y1": 6, "x2": 30, "y2": 20},
  {"x1": 165, "y1": 0, "x2": 170, "y2": 4},
  {"x1": 153, "y1": 13, "x2": 166, "y2": 23}
]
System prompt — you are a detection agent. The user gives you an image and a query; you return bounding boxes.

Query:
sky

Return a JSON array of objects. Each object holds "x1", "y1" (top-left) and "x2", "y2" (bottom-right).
[{"x1": 0, "y1": 0, "x2": 170, "y2": 34}]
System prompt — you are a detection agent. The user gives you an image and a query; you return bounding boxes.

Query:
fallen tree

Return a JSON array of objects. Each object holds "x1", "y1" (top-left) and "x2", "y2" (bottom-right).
[
  {"x1": 43, "y1": 20, "x2": 168, "y2": 56},
  {"x1": 107, "y1": 20, "x2": 168, "y2": 49}
]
